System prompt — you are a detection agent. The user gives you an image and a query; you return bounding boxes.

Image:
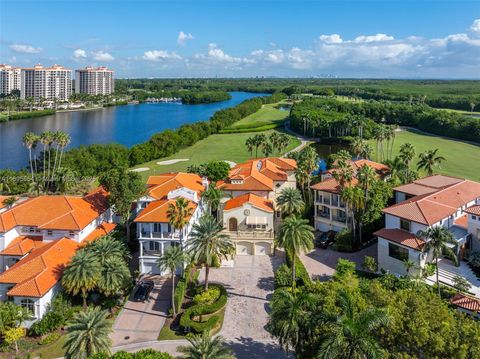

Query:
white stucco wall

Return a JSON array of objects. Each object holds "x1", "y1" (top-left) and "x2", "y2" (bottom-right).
[
  {"x1": 377, "y1": 237, "x2": 425, "y2": 276},
  {"x1": 222, "y1": 204, "x2": 274, "y2": 232}
]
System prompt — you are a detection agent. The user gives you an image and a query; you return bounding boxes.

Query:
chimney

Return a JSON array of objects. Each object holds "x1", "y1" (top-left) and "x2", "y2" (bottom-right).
[{"x1": 202, "y1": 177, "x2": 209, "y2": 189}]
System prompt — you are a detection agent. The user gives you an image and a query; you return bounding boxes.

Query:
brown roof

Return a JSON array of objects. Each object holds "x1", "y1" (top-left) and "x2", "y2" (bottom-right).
[
  {"x1": 217, "y1": 158, "x2": 296, "y2": 192},
  {"x1": 383, "y1": 179, "x2": 480, "y2": 225},
  {"x1": 311, "y1": 177, "x2": 358, "y2": 194},
  {"x1": 451, "y1": 294, "x2": 480, "y2": 313},
  {"x1": 374, "y1": 228, "x2": 425, "y2": 251},
  {"x1": 224, "y1": 193, "x2": 274, "y2": 212},
  {"x1": 0, "y1": 188, "x2": 109, "y2": 232},
  {"x1": 82, "y1": 223, "x2": 117, "y2": 244},
  {"x1": 134, "y1": 199, "x2": 197, "y2": 223},
  {"x1": 394, "y1": 175, "x2": 464, "y2": 196},
  {"x1": 454, "y1": 215, "x2": 468, "y2": 230},
  {"x1": 325, "y1": 159, "x2": 389, "y2": 178},
  {"x1": 465, "y1": 205, "x2": 480, "y2": 216}
]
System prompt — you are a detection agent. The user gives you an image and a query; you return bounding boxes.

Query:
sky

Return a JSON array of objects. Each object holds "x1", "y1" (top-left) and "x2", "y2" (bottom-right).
[{"x1": 1, "y1": 0, "x2": 480, "y2": 78}]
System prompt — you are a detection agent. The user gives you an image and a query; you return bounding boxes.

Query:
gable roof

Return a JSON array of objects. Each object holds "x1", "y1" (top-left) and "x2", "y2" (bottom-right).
[
  {"x1": 311, "y1": 177, "x2": 359, "y2": 194},
  {"x1": 217, "y1": 157, "x2": 296, "y2": 192},
  {"x1": 134, "y1": 199, "x2": 197, "y2": 223},
  {"x1": 0, "y1": 237, "x2": 79, "y2": 297},
  {"x1": 374, "y1": 228, "x2": 425, "y2": 251},
  {"x1": 0, "y1": 236, "x2": 45, "y2": 256},
  {"x1": 325, "y1": 159, "x2": 389, "y2": 178},
  {"x1": 465, "y1": 205, "x2": 480, "y2": 216},
  {"x1": 146, "y1": 173, "x2": 205, "y2": 200},
  {"x1": 0, "y1": 188, "x2": 109, "y2": 232},
  {"x1": 224, "y1": 193, "x2": 274, "y2": 213},
  {"x1": 394, "y1": 175, "x2": 464, "y2": 196},
  {"x1": 451, "y1": 293, "x2": 480, "y2": 313},
  {"x1": 383, "y1": 179, "x2": 480, "y2": 225}
]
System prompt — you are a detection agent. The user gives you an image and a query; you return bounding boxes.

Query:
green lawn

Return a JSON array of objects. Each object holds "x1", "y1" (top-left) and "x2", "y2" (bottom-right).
[
  {"x1": 224, "y1": 103, "x2": 289, "y2": 132},
  {"x1": 131, "y1": 129, "x2": 301, "y2": 180},
  {"x1": 368, "y1": 128, "x2": 480, "y2": 181},
  {"x1": 31, "y1": 335, "x2": 66, "y2": 358},
  {"x1": 437, "y1": 108, "x2": 480, "y2": 116}
]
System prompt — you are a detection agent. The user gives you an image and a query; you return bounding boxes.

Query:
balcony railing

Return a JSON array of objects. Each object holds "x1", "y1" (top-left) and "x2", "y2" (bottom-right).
[
  {"x1": 332, "y1": 215, "x2": 347, "y2": 223},
  {"x1": 222, "y1": 230, "x2": 274, "y2": 239},
  {"x1": 142, "y1": 249, "x2": 162, "y2": 256},
  {"x1": 140, "y1": 231, "x2": 179, "y2": 239},
  {"x1": 332, "y1": 198, "x2": 339, "y2": 207},
  {"x1": 322, "y1": 197, "x2": 331, "y2": 205},
  {"x1": 318, "y1": 211, "x2": 330, "y2": 219}
]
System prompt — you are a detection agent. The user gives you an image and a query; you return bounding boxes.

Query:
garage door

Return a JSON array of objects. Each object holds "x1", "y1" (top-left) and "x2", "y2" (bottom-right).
[
  {"x1": 255, "y1": 242, "x2": 272, "y2": 255},
  {"x1": 142, "y1": 261, "x2": 160, "y2": 275},
  {"x1": 236, "y1": 241, "x2": 253, "y2": 255}
]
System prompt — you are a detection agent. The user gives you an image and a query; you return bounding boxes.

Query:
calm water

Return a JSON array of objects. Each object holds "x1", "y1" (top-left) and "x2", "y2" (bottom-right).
[{"x1": 0, "y1": 92, "x2": 265, "y2": 170}]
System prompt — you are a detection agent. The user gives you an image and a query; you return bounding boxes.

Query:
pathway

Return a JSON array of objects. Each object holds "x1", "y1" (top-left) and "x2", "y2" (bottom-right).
[{"x1": 283, "y1": 120, "x2": 316, "y2": 156}]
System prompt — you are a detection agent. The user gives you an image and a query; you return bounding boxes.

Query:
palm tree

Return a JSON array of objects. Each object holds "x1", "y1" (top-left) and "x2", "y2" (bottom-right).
[
  {"x1": 277, "y1": 216, "x2": 314, "y2": 291},
  {"x1": 261, "y1": 140, "x2": 273, "y2": 157},
  {"x1": 157, "y1": 245, "x2": 186, "y2": 317},
  {"x1": 167, "y1": 197, "x2": 194, "y2": 240},
  {"x1": 253, "y1": 133, "x2": 267, "y2": 158},
  {"x1": 178, "y1": 332, "x2": 234, "y2": 359},
  {"x1": 417, "y1": 226, "x2": 458, "y2": 295},
  {"x1": 57, "y1": 131, "x2": 71, "y2": 171},
  {"x1": 188, "y1": 215, "x2": 234, "y2": 290},
  {"x1": 39, "y1": 131, "x2": 52, "y2": 183},
  {"x1": 351, "y1": 137, "x2": 367, "y2": 159},
  {"x1": 202, "y1": 187, "x2": 224, "y2": 216},
  {"x1": 64, "y1": 307, "x2": 112, "y2": 359},
  {"x1": 319, "y1": 291, "x2": 389, "y2": 359},
  {"x1": 62, "y1": 249, "x2": 101, "y2": 308},
  {"x1": 97, "y1": 257, "x2": 131, "y2": 297},
  {"x1": 403, "y1": 258, "x2": 416, "y2": 276},
  {"x1": 417, "y1": 149, "x2": 446, "y2": 176},
  {"x1": 269, "y1": 132, "x2": 281, "y2": 154},
  {"x1": 267, "y1": 288, "x2": 315, "y2": 353},
  {"x1": 245, "y1": 137, "x2": 255, "y2": 158},
  {"x1": 340, "y1": 186, "x2": 365, "y2": 246},
  {"x1": 332, "y1": 158, "x2": 354, "y2": 190},
  {"x1": 22, "y1": 132, "x2": 38, "y2": 180},
  {"x1": 2, "y1": 196, "x2": 17, "y2": 208},
  {"x1": 276, "y1": 187, "x2": 304, "y2": 216},
  {"x1": 88, "y1": 235, "x2": 129, "y2": 266},
  {"x1": 399, "y1": 143, "x2": 416, "y2": 176}
]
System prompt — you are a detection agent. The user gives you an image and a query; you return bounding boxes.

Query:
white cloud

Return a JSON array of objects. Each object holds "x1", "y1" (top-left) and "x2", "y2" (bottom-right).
[
  {"x1": 177, "y1": 31, "x2": 194, "y2": 45},
  {"x1": 471, "y1": 19, "x2": 480, "y2": 34},
  {"x1": 319, "y1": 34, "x2": 343, "y2": 44},
  {"x1": 142, "y1": 50, "x2": 182, "y2": 61},
  {"x1": 73, "y1": 49, "x2": 87, "y2": 59},
  {"x1": 9, "y1": 44, "x2": 42, "y2": 54},
  {"x1": 194, "y1": 43, "x2": 243, "y2": 65},
  {"x1": 91, "y1": 51, "x2": 114, "y2": 61},
  {"x1": 353, "y1": 34, "x2": 394, "y2": 43}
]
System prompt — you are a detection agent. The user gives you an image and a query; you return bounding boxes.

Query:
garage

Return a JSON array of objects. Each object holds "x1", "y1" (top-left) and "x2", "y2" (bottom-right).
[
  {"x1": 236, "y1": 241, "x2": 253, "y2": 255},
  {"x1": 141, "y1": 260, "x2": 160, "y2": 275},
  {"x1": 255, "y1": 242, "x2": 272, "y2": 255}
]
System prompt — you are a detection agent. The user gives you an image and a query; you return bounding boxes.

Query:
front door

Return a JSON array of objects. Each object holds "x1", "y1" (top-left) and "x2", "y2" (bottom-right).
[{"x1": 229, "y1": 217, "x2": 238, "y2": 231}]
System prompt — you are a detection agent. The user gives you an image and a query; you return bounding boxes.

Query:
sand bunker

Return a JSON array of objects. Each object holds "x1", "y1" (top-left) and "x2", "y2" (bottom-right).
[
  {"x1": 130, "y1": 167, "x2": 150, "y2": 172},
  {"x1": 156, "y1": 159, "x2": 189, "y2": 165}
]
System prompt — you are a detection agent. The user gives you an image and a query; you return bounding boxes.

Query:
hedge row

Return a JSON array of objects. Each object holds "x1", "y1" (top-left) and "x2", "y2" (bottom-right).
[
  {"x1": 174, "y1": 278, "x2": 187, "y2": 313},
  {"x1": 285, "y1": 250, "x2": 312, "y2": 286},
  {"x1": 219, "y1": 123, "x2": 282, "y2": 133},
  {"x1": 90, "y1": 349, "x2": 174, "y2": 359},
  {"x1": 0, "y1": 109, "x2": 56, "y2": 122},
  {"x1": 179, "y1": 283, "x2": 227, "y2": 333}
]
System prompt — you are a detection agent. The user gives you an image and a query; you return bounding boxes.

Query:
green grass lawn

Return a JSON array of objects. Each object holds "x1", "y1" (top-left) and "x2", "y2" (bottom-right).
[
  {"x1": 131, "y1": 129, "x2": 301, "y2": 180},
  {"x1": 437, "y1": 108, "x2": 480, "y2": 116},
  {"x1": 368, "y1": 128, "x2": 480, "y2": 181},
  {"x1": 31, "y1": 335, "x2": 66, "y2": 358},
  {"x1": 223, "y1": 102, "x2": 289, "y2": 132}
]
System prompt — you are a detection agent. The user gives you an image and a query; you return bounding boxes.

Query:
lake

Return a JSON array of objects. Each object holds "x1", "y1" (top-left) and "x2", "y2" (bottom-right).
[{"x1": 0, "y1": 92, "x2": 264, "y2": 170}]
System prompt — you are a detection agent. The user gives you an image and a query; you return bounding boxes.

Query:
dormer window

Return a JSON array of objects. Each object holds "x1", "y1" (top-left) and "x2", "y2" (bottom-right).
[
  {"x1": 47, "y1": 230, "x2": 53, "y2": 236},
  {"x1": 69, "y1": 231, "x2": 75, "y2": 237}
]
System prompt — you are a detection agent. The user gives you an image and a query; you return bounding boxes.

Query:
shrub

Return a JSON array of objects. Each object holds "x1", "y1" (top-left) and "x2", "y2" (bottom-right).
[
  {"x1": 285, "y1": 250, "x2": 311, "y2": 286},
  {"x1": 180, "y1": 284, "x2": 227, "y2": 333},
  {"x1": 467, "y1": 251, "x2": 480, "y2": 268},
  {"x1": 133, "y1": 349, "x2": 174, "y2": 359},
  {"x1": 332, "y1": 229, "x2": 356, "y2": 252},
  {"x1": 174, "y1": 278, "x2": 187, "y2": 313},
  {"x1": 193, "y1": 287, "x2": 220, "y2": 304},
  {"x1": 274, "y1": 264, "x2": 292, "y2": 288},
  {"x1": 362, "y1": 256, "x2": 378, "y2": 272},
  {"x1": 452, "y1": 275, "x2": 472, "y2": 293},
  {"x1": 29, "y1": 311, "x2": 64, "y2": 337},
  {"x1": 335, "y1": 259, "x2": 357, "y2": 278},
  {"x1": 38, "y1": 331, "x2": 61, "y2": 345}
]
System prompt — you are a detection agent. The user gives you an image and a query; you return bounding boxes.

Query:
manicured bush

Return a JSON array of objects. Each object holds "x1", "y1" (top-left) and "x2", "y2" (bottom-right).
[
  {"x1": 38, "y1": 331, "x2": 61, "y2": 345},
  {"x1": 332, "y1": 229, "x2": 356, "y2": 252},
  {"x1": 193, "y1": 287, "x2": 220, "y2": 304},
  {"x1": 180, "y1": 284, "x2": 227, "y2": 333},
  {"x1": 285, "y1": 250, "x2": 311, "y2": 286},
  {"x1": 29, "y1": 311, "x2": 64, "y2": 337},
  {"x1": 133, "y1": 349, "x2": 175, "y2": 359},
  {"x1": 174, "y1": 278, "x2": 187, "y2": 313},
  {"x1": 274, "y1": 264, "x2": 292, "y2": 288}
]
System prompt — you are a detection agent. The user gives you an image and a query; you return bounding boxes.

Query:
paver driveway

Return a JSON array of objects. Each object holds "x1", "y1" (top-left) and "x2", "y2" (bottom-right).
[
  {"x1": 110, "y1": 277, "x2": 171, "y2": 346},
  {"x1": 201, "y1": 254, "x2": 289, "y2": 358},
  {"x1": 300, "y1": 245, "x2": 377, "y2": 281}
]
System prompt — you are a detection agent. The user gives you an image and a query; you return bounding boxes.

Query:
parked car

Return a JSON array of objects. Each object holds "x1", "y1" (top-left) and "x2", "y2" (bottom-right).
[
  {"x1": 133, "y1": 280, "x2": 154, "y2": 302},
  {"x1": 315, "y1": 231, "x2": 336, "y2": 249}
]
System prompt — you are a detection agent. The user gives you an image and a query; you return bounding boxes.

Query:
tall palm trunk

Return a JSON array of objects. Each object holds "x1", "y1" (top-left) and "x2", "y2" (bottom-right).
[
  {"x1": 291, "y1": 254, "x2": 296, "y2": 293},
  {"x1": 171, "y1": 272, "x2": 176, "y2": 317},
  {"x1": 51, "y1": 144, "x2": 60, "y2": 182},
  {"x1": 28, "y1": 148, "x2": 34, "y2": 180},
  {"x1": 82, "y1": 289, "x2": 87, "y2": 309},
  {"x1": 436, "y1": 256, "x2": 440, "y2": 296}
]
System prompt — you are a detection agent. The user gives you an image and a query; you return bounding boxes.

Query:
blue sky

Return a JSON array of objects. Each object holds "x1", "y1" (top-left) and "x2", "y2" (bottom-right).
[{"x1": 1, "y1": 0, "x2": 479, "y2": 78}]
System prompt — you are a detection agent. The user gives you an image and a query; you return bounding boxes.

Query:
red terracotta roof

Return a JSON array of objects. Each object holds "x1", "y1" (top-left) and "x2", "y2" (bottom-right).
[
  {"x1": 465, "y1": 205, "x2": 480, "y2": 216},
  {"x1": 383, "y1": 179, "x2": 480, "y2": 225},
  {"x1": 134, "y1": 199, "x2": 197, "y2": 223},
  {"x1": 394, "y1": 175, "x2": 464, "y2": 196},
  {"x1": 224, "y1": 193, "x2": 274, "y2": 212},
  {"x1": 0, "y1": 237, "x2": 79, "y2": 297},
  {"x1": 451, "y1": 293, "x2": 480, "y2": 313},
  {"x1": 146, "y1": 173, "x2": 205, "y2": 200},
  {"x1": 0, "y1": 236, "x2": 45, "y2": 256},
  {"x1": 217, "y1": 157, "x2": 296, "y2": 192},
  {"x1": 454, "y1": 215, "x2": 468, "y2": 230},
  {"x1": 0, "y1": 188, "x2": 109, "y2": 232},
  {"x1": 374, "y1": 228, "x2": 425, "y2": 251},
  {"x1": 82, "y1": 222, "x2": 117, "y2": 244},
  {"x1": 325, "y1": 159, "x2": 389, "y2": 178},
  {"x1": 311, "y1": 177, "x2": 358, "y2": 194}
]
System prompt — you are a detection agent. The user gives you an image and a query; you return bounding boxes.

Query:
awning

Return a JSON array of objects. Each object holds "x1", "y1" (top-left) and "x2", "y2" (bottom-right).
[{"x1": 246, "y1": 216, "x2": 267, "y2": 225}]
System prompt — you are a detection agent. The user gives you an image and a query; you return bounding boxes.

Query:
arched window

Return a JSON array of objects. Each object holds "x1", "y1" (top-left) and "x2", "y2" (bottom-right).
[{"x1": 20, "y1": 298, "x2": 35, "y2": 316}]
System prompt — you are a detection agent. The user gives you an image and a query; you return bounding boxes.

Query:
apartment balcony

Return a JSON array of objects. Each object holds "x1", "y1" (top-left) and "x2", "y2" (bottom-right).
[
  {"x1": 322, "y1": 197, "x2": 331, "y2": 205},
  {"x1": 332, "y1": 215, "x2": 347, "y2": 224},
  {"x1": 332, "y1": 198, "x2": 339, "y2": 207},
  {"x1": 318, "y1": 211, "x2": 331, "y2": 219},
  {"x1": 139, "y1": 230, "x2": 179, "y2": 240}
]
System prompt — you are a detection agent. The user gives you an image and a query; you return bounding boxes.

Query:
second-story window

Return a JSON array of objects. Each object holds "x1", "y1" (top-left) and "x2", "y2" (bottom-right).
[
  {"x1": 400, "y1": 219, "x2": 411, "y2": 232},
  {"x1": 47, "y1": 230, "x2": 53, "y2": 236}
]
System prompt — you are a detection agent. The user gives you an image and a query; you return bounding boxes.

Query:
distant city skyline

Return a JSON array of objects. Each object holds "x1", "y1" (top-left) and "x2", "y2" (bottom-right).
[{"x1": 1, "y1": 0, "x2": 479, "y2": 78}]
